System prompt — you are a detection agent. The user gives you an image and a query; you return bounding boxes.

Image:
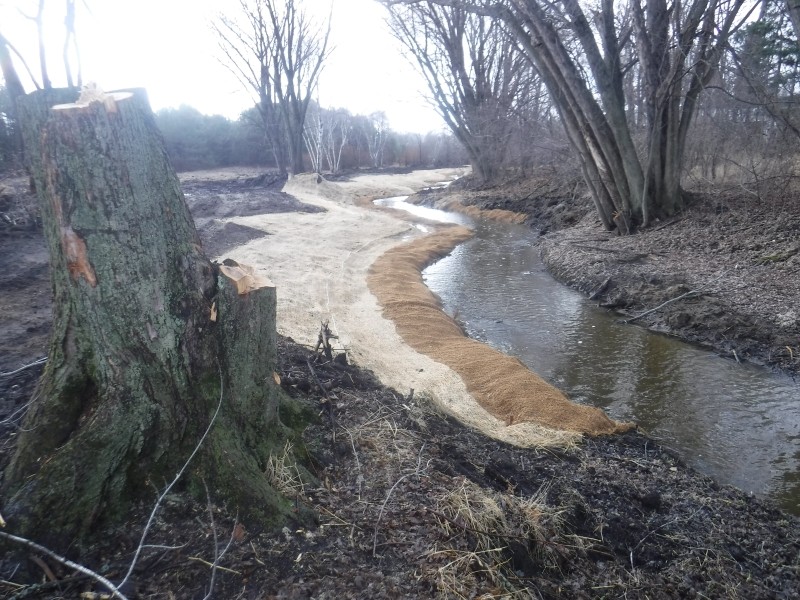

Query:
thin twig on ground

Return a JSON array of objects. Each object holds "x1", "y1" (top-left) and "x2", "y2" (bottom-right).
[
  {"x1": 188, "y1": 557, "x2": 242, "y2": 576},
  {"x1": 343, "y1": 427, "x2": 363, "y2": 499},
  {"x1": 622, "y1": 273, "x2": 725, "y2": 324},
  {"x1": 0, "y1": 356, "x2": 47, "y2": 378},
  {"x1": 589, "y1": 277, "x2": 612, "y2": 301},
  {"x1": 0, "y1": 531, "x2": 128, "y2": 600},
  {"x1": 306, "y1": 358, "x2": 330, "y2": 400},
  {"x1": 202, "y1": 481, "x2": 220, "y2": 600},
  {"x1": 373, "y1": 444, "x2": 430, "y2": 557}
]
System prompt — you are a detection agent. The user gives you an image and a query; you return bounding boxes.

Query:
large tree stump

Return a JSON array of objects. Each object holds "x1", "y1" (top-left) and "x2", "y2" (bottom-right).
[{"x1": 2, "y1": 88, "x2": 291, "y2": 545}]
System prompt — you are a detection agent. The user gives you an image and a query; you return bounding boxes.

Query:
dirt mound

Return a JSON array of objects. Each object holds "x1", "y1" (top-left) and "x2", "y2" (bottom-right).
[
  {"x1": 414, "y1": 169, "x2": 591, "y2": 232},
  {"x1": 368, "y1": 225, "x2": 632, "y2": 436},
  {"x1": 282, "y1": 173, "x2": 351, "y2": 204},
  {"x1": 184, "y1": 181, "x2": 323, "y2": 220},
  {"x1": 196, "y1": 220, "x2": 270, "y2": 259}
]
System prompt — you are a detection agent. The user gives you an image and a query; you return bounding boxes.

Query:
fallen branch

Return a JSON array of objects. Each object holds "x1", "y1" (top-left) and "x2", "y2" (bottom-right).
[
  {"x1": 588, "y1": 277, "x2": 612, "y2": 301},
  {"x1": 188, "y1": 557, "x2": 242, "y2": 576},
  {"x1": 200, "y1": 495, "x2": 238, "y2": 600},
  {"x1": 622, "y1": 290, "x2": 702, "y2": 324},
  {"x1": 314, "y1": 321, "x2": 337, "y2": 360},
  {"x1": 622, "y1": 273, "x2": 725, "y2": 325},
  {"x1": 0, "y1": 532, "x2": 128, "y2": 600},
  {"x1": 373, "y1": 444, "x2": 430, "y2": 557},
  {"x1": 305, "y1": 358, "x2": 329, "y2": 399},
  {"x1": 29, "y1": 555, "x2": 57, "y2": 582},
  {"x1": 650, "y1": 217, "x2": 686, "y2": 232}
]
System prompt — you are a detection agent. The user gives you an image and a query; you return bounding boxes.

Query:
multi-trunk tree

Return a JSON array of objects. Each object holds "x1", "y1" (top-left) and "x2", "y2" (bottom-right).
[
  {"x1": 384, "y1": 0, "x2": 542, "y2": 182},
  {"x1": 303, "y1": 103, "x2": 353, "y2": 174},
  {"x1": 216, "y1": 0, "x2": 331, "y2": 176},
  {"x1": 385, "y1": 0, "x2": 749, "y2": 232}
]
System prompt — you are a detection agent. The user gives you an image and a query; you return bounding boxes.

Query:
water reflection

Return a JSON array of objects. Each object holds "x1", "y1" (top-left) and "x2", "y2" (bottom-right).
[
  {"x1": 373, "y1": 196, "x2": 472, "y2": 226},
  {"x1": 421, "y1": 217, "x2": 800, "y2": 514}
]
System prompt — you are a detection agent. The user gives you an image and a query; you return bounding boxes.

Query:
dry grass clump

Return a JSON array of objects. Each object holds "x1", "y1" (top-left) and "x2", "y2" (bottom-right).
[
  {"x1": 433, "y1": 549, "x2": 532, "y2": 600},
  {"x1": 265, "y1": 441, "x2": 306, "y2": 497},
  {"x1": 347, "y1": 395, "x2": 436, "y2": 476},
  {"x1": 427, "y1": 477, "x2": 574, "y2": 599}
]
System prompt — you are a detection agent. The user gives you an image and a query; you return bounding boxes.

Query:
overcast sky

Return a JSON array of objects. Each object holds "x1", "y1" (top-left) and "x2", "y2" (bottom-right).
[{"x1": 0, "y1": 0, "x2": 445, "y2": 133}]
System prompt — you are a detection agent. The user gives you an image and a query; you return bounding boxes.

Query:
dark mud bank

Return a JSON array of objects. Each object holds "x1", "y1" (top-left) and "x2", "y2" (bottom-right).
[
  {"x1": 2, "y1": 336, "x2": 799, "y2": 598},
  {"x1": 418, "y1": 177, "x2": 800, "y2": 376}
]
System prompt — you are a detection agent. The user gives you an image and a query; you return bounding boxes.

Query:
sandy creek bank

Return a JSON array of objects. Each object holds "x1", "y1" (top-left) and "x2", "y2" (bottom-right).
[{"x1": 1, "y1": 167, "x2": 798, "y2": 598}]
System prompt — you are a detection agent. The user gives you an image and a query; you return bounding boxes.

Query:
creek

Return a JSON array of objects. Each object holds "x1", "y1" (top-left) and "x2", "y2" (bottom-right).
[{"x1": 375, "y1": 194, "x2": 800, "y2": 515}]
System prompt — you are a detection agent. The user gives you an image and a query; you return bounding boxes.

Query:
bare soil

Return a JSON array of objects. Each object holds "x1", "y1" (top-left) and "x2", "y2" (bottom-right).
[{"x1": 1, "y1": 169, "x2": 799, "y2": 598}]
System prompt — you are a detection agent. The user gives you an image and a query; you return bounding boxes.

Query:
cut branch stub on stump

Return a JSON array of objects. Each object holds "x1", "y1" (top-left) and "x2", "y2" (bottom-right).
[{"x1": 2, "y1": 87, "x2": 293, "y2": 546}]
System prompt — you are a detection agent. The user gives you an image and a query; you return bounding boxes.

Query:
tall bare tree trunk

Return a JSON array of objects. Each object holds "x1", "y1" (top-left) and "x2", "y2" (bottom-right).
[
  {"x1": 2, "y1": 89, "x2": 293, "y2": 546},
  {"x1": 787, "y1": 0, "x2": 800, "y2": 42},
  {"x1": 0, "y1": 31, "x2": 39, "y2": 167},
  {"x1": 0, "y1": 33, "x2": 27, "y2": 109}
]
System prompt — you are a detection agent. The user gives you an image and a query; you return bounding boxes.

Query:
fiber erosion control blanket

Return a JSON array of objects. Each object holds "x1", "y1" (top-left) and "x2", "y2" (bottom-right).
[{"x1": 219, "y1": 169, "x2": 628, "y2": 446}]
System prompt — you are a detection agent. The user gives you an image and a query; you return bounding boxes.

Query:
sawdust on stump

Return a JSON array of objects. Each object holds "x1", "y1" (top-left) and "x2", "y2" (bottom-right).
[{"x1": 368, "y1": 225, "x2": 632, "y2": 436}]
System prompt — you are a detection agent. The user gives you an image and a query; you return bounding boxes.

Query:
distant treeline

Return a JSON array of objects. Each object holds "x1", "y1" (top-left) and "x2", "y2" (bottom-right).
[
  {"x1": 153, "y1": 104, "x2": 466, "y2": 173},
  {"x1": 0, "y1": 89, "x2": 467, "y2": 175}
]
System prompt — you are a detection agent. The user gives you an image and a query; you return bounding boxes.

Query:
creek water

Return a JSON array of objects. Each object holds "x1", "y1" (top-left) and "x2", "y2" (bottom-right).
[{"x1": 375, "y1": 195, "x2": 800, "y2": 514}]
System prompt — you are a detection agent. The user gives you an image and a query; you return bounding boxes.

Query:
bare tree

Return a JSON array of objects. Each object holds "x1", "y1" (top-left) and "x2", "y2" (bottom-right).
[
  {"x1": 302, "y1": 104, "x2": 351, "y2": 174},
  {"x1": 216, "y1": 0, "x2": 287, "y2": 173},
  {"x1": 366, "y1": 111, "x2": 389, "y2": 167},
  {"x1": 321, "y1": 108, "x2": 351, "y2": 173},
  {"x1": 63, "y1": 0, "x2": 83, "y2": 88},
  {"x1": 0, "y1": 33, "x2": 28, "y2": 106},
  {"x1": 29, "y1": 0, "x2": 52, "y2": 89},
  {"x1": 386, "y1": 0, "x2": 751, "y2": 233},
  {"x1": 383, "y1": 1, "x2": 540, "y2": 182},
  {"x1": 303, "y1": 101, "x2": 325, "y2": 173},
  {"x1": 267, "y1": 0, "x2": 332, "y2": 175},
  {"x1": 216, "y1": 0, "x2": 331, "y2": 176},
  {"x1": 1, "y1": 0, "x2": 85, "y2": 167}
]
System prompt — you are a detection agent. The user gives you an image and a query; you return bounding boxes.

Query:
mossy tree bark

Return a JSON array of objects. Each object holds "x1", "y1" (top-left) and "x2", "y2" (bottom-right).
[{"x1": 2, "y1": 88, "x2": 291, "y2": 546}]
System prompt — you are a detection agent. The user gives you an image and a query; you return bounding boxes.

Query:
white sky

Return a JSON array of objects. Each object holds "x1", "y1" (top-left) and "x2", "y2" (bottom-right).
[{"x1": 0, "y1": 0, "x2": 445, "y2": 134}]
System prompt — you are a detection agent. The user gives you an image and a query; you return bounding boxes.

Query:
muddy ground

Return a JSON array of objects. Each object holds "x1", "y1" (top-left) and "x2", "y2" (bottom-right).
[{"x1": 1, "y1": 170, "x2": 799, "y2": 598}]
